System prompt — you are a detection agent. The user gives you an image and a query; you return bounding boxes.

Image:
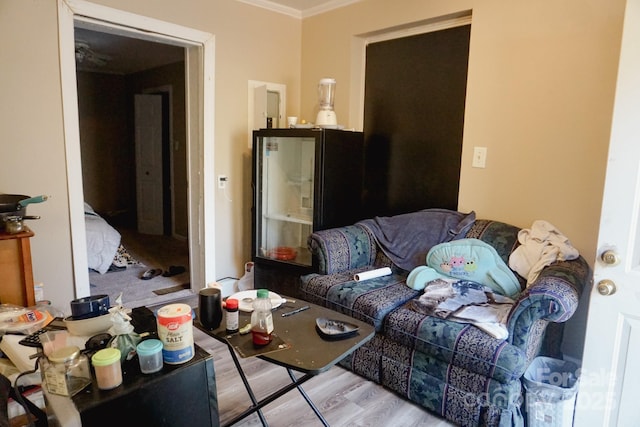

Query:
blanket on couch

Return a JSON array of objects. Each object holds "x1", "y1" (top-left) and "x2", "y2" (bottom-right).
[{"x1": 357, "y1": 209, "x2": 476, "y2": 271}]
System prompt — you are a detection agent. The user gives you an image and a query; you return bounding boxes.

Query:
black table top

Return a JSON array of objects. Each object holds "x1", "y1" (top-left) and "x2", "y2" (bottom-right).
[{"x1": 195, "y1": 296, "x2": 375, "y2": 375}]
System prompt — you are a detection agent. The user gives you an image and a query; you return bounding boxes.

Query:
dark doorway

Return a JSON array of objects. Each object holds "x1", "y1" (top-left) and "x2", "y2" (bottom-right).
[{"x1": 363, "y1": 24, "x2": 471, "y2": 216}]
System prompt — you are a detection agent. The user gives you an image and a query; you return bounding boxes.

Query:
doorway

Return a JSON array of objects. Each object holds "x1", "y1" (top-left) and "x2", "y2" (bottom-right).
[
  {"x1": 57, "y1": 0, "x2": 215, "y2": 301},
  {"x1": 75, "y1": 27, "x2": 189, "y2": 303}
]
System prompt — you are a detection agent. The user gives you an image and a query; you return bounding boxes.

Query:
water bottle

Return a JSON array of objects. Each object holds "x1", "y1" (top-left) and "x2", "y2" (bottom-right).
[{"x1": 251, "y1": 289, "x2": 273, "y2": 346}]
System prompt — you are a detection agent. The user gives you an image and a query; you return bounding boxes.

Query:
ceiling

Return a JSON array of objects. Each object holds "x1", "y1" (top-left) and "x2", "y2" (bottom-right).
[
  {"x1": 75, "y1": 27, "x2": 184, "y2": 75},
  {"x1": 74, "y1": 0, "x2": 354, "y2": 75}
]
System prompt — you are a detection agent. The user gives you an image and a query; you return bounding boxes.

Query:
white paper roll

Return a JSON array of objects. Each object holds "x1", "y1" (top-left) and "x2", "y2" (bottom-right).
[{"x1": 354, "y1": 267, "x2": 392, "y2": 282}]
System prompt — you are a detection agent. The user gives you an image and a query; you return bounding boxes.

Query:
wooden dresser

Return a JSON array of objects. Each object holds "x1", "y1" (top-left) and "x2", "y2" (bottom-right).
[{"x1": 0, "y1": 227, "x2": 36, "y2": 307}]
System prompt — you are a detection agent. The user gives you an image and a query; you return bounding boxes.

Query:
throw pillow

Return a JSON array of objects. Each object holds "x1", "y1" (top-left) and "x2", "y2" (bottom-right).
[{"x1": 425, "y1": 238, "x2": 521, "y2": 298}]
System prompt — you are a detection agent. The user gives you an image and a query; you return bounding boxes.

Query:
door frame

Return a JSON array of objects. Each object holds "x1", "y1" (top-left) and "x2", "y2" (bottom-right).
[
  {"x1": 57, "y1": 0, "x2": 216, "y2": 297},
  {"x1": 349, "y1": 11, "x2": 472, "y2": 131}
]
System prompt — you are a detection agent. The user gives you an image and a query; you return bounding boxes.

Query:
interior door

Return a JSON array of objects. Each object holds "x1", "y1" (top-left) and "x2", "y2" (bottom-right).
[
  {"x1": 574, "y1": 0, "x2": 640, "y2": 425},
  {"x1": 253, "y1": 84, "x2": 268, "y2": 129},
  {"x1": 135, "y1": 94, "x2": 164, "y2": 235}
]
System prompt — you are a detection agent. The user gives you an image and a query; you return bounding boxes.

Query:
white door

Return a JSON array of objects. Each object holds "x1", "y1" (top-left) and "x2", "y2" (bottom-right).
[
  {"x1": 253, "y1": 84, "x2": 268, "y2": 129},
  {"x1": 574, "y1": 0, "x2": 640, "y2": 425},
  {"x1": 135, "y1": 94, "x2": 164, "y2": 235}
]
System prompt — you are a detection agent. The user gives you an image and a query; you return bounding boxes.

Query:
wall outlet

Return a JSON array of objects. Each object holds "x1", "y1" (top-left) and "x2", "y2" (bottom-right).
[
  {"x1": 218, "y1": 175, "x2": 228, "y2": 189},
  {"x1": 472, "y1": 147, "x2": 487, "y2": 168}
]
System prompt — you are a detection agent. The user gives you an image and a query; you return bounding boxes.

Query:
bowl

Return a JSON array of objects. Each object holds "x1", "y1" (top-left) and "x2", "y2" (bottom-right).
[
  {"x1": 64, "y1": 312, "x2": 112, "y2": 337},
  {"x1": 70, "y1": 295, "x2": 110, "y2": 320},
  {"x1": 268, "y1": 246, "x2": 297, "y2": 261}
]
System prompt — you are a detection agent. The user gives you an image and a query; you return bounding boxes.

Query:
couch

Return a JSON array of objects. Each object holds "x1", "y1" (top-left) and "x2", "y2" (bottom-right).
[{"x1": 300, "y1": 210, "x2": 590, "y2": 427}]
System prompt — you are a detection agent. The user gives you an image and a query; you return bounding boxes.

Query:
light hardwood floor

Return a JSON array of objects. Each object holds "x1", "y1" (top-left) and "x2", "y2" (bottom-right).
[{"x1": 192, "y1": 327, "x2": 455, "y2": 427}]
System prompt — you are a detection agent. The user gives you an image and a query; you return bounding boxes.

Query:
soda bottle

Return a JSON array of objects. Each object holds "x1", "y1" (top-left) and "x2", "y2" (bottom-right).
[{"x1": 251, "y1": 289, "x2": 273, "y2": 345}]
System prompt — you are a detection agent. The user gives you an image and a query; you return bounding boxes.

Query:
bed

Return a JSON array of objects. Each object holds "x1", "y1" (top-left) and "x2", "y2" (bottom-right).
[{"x1": 84, "y1": 202, "x2": 142, "y2": 275}]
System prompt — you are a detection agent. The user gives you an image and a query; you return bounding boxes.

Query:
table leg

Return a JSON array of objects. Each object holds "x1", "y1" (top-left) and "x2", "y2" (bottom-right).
[
  {"x1": 286, "y1": 369, "x2": 329, "y2": 427},
  {"x1": 220, "y1": 343, "x2": 330, "y2": 427},
  {"x1": 224, "y1": 343, "x2": 269, "y2": 426}
]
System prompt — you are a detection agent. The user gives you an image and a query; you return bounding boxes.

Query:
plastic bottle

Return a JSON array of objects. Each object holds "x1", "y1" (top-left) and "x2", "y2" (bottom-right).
[
  {"x1": 251, "y1": 289, "x2": 273, "y2": 346},
  {"x1": 225, "y1": 298, "x2": 239, "y2": 334}
]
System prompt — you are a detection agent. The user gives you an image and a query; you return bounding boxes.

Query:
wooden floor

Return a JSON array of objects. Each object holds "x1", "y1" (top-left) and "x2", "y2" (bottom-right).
[{"x1": 192, "y1": 328, "x2": 454, "y2": 427}]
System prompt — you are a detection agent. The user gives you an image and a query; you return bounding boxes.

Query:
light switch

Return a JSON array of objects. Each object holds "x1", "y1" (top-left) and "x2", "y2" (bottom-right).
[{"x1": 472, "y1": 147, "x2": 487, "y2": 168}]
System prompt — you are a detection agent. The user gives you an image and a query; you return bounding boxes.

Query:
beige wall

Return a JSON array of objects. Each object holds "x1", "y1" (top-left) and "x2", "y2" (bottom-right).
[
  {"x1": 300, "y1": 0, "x2": 625, "y2": 264},
  {"x1": 0, "y1": 0, "x2": 626, "y2": 359},
  {"x1": 299, "y1": 0, "x2": 626, "y2": 361},
  {"x1": 0, "y1": 0, "x2": 301, "y2": 312}
]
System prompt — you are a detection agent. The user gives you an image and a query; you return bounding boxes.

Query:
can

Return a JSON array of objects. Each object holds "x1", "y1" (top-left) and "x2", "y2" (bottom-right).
[{"x1": 156, "y1": 303, "x2": 194, "y2": 364}]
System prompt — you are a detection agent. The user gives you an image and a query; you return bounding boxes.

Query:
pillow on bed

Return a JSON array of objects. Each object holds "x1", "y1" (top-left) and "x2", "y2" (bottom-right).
[{"x1": 425, "y1": 238, "x2": 521, "y2": 298}]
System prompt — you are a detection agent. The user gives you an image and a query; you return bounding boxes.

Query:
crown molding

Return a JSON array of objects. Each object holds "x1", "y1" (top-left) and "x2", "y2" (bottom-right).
[
  {"x1": 237, "y1": 0, "x2": 361, "y2": 19},
  {"x1": 302, "y1": 0, "x2": 362, "y2": 18},
  {"x1": 237, "y1": 0, "x2": 301, "y2": 18}
]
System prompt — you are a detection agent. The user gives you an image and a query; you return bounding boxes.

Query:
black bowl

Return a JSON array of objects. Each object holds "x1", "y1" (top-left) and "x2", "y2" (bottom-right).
[{"x1": 70, "y1": 295, "x2": 110, "y2": 320}]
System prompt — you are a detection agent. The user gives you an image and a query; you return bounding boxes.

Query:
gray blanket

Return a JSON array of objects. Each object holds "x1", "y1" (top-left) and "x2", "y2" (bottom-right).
[{"x1": 357, "y1": 209, "x2": 476, "y2": 271}]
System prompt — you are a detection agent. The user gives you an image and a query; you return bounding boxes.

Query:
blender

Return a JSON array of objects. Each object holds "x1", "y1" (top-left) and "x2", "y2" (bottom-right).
[{"x1": 315, "y1": 78, "x2": 337, "y2": 126}]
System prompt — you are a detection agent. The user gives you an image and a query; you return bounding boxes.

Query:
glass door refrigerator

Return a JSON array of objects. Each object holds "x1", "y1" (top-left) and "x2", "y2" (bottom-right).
[{"x1": 252, "y1": 128, "x2": 364, "y2": 297}]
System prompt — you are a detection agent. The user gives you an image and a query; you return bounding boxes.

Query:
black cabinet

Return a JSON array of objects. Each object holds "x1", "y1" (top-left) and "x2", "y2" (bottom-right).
[{"x1": 252, "y1": 128, "x2": 364, "y2": 296}]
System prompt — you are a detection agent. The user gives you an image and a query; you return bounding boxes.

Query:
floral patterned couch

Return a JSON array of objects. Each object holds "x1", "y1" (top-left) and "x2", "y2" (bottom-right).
[{"x1": 300, "y1": 214, "x2": 590, "y2": 427}]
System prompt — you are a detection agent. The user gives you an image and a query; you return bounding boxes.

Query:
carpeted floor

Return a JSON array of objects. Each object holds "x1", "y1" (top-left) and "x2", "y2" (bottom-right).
[{"x1": 89, "y1": 227, "x2": 194, "y2": 309}]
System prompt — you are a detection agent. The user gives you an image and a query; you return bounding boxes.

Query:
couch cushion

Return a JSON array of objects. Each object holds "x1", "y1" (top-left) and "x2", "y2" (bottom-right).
[
  {"x1": 383, "y1": 303, "x2": 527, "y2": 384},
  {"x1": 301, "y1": 269, "x2": 420, "y2": 331}
]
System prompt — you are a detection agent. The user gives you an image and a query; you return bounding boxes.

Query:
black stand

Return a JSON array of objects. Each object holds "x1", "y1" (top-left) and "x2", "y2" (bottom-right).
[{"x1": 220, "y1": 340, "x2": 328, "y2": 427}]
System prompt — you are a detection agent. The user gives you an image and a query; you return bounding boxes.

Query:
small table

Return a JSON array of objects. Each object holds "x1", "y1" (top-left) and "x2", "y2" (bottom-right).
[
  {"x1": 44, "y1": 307, "x2": 219, "y2": 427},
  {"x1": 195, "y1": 296, "x2": 374, "y2": 427}
]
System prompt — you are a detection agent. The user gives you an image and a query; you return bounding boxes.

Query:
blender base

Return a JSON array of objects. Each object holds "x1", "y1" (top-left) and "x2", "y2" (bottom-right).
[{"x1": 316, "y1": 110, "x2": 337, "y2": 126}]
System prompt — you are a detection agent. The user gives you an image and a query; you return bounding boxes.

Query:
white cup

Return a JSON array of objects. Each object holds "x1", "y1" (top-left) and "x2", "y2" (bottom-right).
[{"x1": 287, "y1": 117, "x2": 298, "y2": 127}]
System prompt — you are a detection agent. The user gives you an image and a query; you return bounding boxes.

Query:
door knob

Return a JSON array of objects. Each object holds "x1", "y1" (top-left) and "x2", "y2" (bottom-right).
[
  {"x1": 600, "y1": 250, "x2": 619, "y2": 265},
  {"x1": 596, "y1": 279, "x2": 616, "y2": 296}
]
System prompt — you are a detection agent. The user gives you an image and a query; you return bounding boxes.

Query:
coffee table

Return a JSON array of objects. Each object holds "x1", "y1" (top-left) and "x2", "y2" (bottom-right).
[{"x1": 195, "y1": 296, "x2": 375, "y2": 427}]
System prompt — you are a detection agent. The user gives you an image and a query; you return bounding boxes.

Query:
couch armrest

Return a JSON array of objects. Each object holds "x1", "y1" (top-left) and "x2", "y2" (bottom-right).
[
  {"x1": 506, "y1": 256, "x2": 591, "y2": 358},
  {"x1": 308, "y1": 225, "x2": 378, "y2": 274}
]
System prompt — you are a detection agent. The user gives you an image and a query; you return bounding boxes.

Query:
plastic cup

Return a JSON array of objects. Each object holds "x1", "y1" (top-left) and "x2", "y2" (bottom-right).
[
  {"x1": 137, "y1": 339, "x2": 163, "y2": 374},
  {"x1": 91, "y1": 348, "x2": 122, "y2": 390},
  {"x1": 40, "y1": 330, "x2": 69, "y2": 357}
]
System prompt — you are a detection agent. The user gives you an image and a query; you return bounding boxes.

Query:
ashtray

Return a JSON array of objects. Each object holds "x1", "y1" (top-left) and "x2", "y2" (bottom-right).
[{"x1": 315, "y1": 317, "x2": 359, "y2": 340}]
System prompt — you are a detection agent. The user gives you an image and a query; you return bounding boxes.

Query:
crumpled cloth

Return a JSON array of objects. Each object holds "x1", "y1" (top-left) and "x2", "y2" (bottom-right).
[
  {"x1": 508, "y1": 220, "x2": 579, "y2": 285},
  {"x1": 410, "y1": 277, "x2": 514, "y2": 339}
]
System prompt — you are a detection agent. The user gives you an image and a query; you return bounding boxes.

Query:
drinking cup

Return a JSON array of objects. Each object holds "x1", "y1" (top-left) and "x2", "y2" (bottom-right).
[{"x1": 198, "y1": 287, "x2": 223, "y2": 330}]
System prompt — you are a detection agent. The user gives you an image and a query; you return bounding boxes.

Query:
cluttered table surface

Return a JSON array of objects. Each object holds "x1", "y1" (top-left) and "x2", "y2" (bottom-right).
[
  {"x1": 196, "y1": 295, "x2": 375, "y2": 374},
  {"x1": 0, "y1": 303, "x2": 219, "y2": 427}
]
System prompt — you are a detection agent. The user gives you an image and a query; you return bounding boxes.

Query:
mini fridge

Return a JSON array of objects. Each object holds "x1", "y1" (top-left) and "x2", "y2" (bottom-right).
[{"x1": 252, "y1": 128, "x2": 365, "y2": 295}]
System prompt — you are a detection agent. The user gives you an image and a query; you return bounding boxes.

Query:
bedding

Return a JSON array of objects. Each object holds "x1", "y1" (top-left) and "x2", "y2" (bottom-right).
[{"x1": 85, "y1": 203, "x2": 121, "y2": 274}]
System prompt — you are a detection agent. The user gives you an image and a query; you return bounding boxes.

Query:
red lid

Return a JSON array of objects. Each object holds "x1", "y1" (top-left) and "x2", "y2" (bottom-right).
[{"x1": 225, "y1": 298, "x2": 238, "y2": 309}]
